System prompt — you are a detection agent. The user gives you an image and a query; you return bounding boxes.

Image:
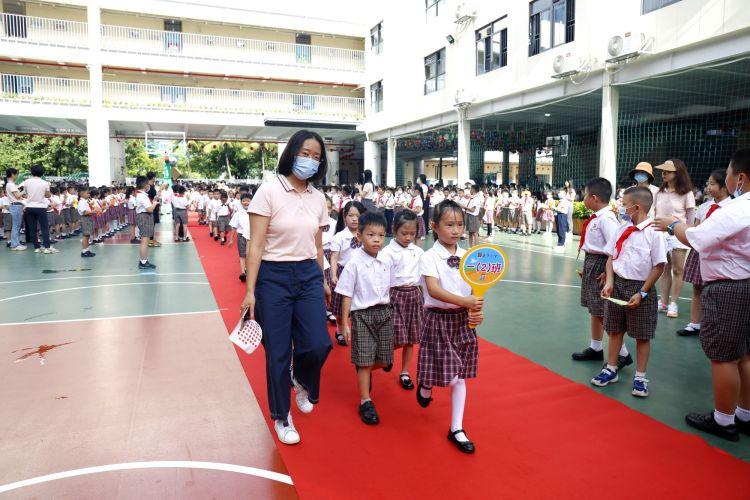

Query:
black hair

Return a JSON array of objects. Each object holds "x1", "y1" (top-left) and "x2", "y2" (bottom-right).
[
  {"x1": 730, "y1": 148, "x2": 750, "y2": 178},
  {"x1": 584, "y1": 177, "x2": 613, "y2": 202},
  {"x1": 146, "y1": 172, "x2": 156, "y2": 180},
  {"x1": 335, "y1": 200, "x2": 366, "y2": 233},
  {"x1": 239, "y1": 185, "x2": 249, "y2": 193},
  {"x1": 90, "y1": 188, "x2": 99, "y2": 198},
  {"x1": 393, "y1": 208, "x2": 419, "y2": 233},
  {"x1": 135, "y1": 175, "x2": 148, "y2": 190},
  {"x1": 240, "y1": 192, "x2": 252, "y2": 201},
  {"x1": 357, "y1": 211, "x2": 386, "y2": 232},
  {"x1": 30, "y1": 164, "x2": 44, "y2": 177},
  {"x1": 470, "y1": 185, "x2": 479, "y2": 194},
  {"x1": 78, "y1": 186, "x2": 89, "y2": 196},
  {"x1": 708, "y1": 168, "x2": 728, "y2": 189},
  {"x1": 362, "y1": 169, "x2": 373, "y2": 184},
  {"x1": 623, "y1": 186, "x2": 654, "y2": 212},
  {"x1": 125, "y1": 186, "x2": 134, "y2": 197},
  {"x1": 220, "y1": 191, "x2": 228, "y2": 199},
  {"x1": 277, "y1": 129, "x2": 328, "y2": 183},
  {"x1": 431, "y1": 200, "x2": 464, "y2": 240},
  {"x1": 50, "y1": 186, "x2": 59, "y2": 195},
  {"x1": 5, "y1": 168, "x2": 18, "y2": 181},
  {"x1": 342, "y1": 185, "x2": 354, "y2": 197}
]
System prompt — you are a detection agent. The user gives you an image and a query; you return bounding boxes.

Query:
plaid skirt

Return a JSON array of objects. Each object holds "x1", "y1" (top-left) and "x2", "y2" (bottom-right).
[
  {"x1": 136, "y1": 212, "x2": 155, "y2": 238},
  {"x1": 466, "y1": 214, "x2": 480, "y2": 233},
  {"x1": 417, "y1": 308, "x2": 478, "y2": 387},
  {"x1": 54, "y1": 213, "x2": 65, "y2": 225},
  {"x1": 580, "y1": 253, "x2": 608, "y2": 317},
  {"x1": 700, "y1": 279, "x2": 750, "y2": 362},
  {"x1": 63, "y1": 207, "x2": 73, "y2": 224},
  {"x1": 127, "y1": 208, "x2": 136, "y2": 225},
  {"x1": 2, "y1": 213, "x2": 11, "y2": 230},
  {"x1": 330, "y1": 264, "x2": 345, "y2": 317},
  {"x1": 683, "y1": 249, "x2": 703, "y2": 287},
  {"x1": 351, "y1": 304, "x2": 394, "y2": 367},
  {"x1": 417, "y1": 215, "x2": 426, "y2": 239},
  {"x1": 46, "y1": 212, "x2": 55, "y2": 226},
  {"x1": 323, "y1": 249, "x2": 332, "y2": 287},
  {"x1": 237, "y1": 234, "x2": 247, "y2": 258},
  {"x1": 80, "y1": 215, "x2": 94, "y2": 237},
  {"x1": 604, "y1": 275, "x2": 657, "y2": 340},
  {"x1": 390, "y1": 286, "x2": 424, "y2": 346},
  {"x1": 70, "y1": 207, "x2": 80, "y2": 222}
]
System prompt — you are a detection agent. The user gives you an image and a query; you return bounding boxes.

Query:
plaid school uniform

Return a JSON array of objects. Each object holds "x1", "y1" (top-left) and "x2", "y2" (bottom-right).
[
  {"x1": 579, "y1": 208, "x2": 619, "y2": 317},
  {"x1": 351, "y1": 304, "x2": 394, "y2": 367},
  {"x1": 684, "y1": 199, "x2": 728, "y2": 286},
  {"x1": 390, "y1": 286, "x2": 424, "y2": 346}
]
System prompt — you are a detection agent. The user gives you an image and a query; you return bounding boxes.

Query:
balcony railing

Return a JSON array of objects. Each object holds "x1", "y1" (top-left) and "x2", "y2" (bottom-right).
[
  {"x1": 100, "y1": 25, "x2": 365, "y2": 73},
  {"x1": 102, "y1": 81, "x2": 365, "y2": 122},
  {"x1": 0, "y1": 13, "x2": 88, "y2": 48},
  {"x1": 0, "y1": 73, "x2": 90, "y2": 105}
]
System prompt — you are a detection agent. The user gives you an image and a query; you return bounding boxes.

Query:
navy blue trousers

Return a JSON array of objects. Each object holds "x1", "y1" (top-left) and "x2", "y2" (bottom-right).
[
  {"x1": 255, "y1": 259, "x2": 332, "y2": 421},
  {"x1": 555, "y1": 213, "x2": 568, "y2": 246}
]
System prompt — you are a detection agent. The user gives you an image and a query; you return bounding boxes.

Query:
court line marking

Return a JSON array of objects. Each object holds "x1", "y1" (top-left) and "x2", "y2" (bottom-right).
[
  {"x1": 0, "y1": 272, "x2": 205, "y2": 285},
  {"x1": 0, "y1": 461, "x2": 293, "y2": 493},
  {"x1": 0, "y1": 282, "x2": 210, "y2": 304},
  {"x1": 499, "y1": 279, "x2": 691, "y2": 301},
  {"x1": 0, "y1": 309, "x2": 220, "y2": 327}
]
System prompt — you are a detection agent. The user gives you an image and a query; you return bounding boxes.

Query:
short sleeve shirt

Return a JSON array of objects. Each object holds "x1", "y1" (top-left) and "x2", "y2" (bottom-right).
[
  {"x1": 20, "y1": 177, "x2": 50, "y2": 208},
  {"x1": 654, "y1": 188, "x2": 696, "y2": 223},
  {"x1": 6, "y1": 181, "x2": 22, "y2": 204},
  {"x1": 382, "y1": 239, "x2": 424, "y2": 287},
  {"x1": 604, "y1": 218, "x2": 668, "y2": 281},
  {"x1": 135, "y1": 191, "x2": 151, "y2": 214},
  {"x1": 248, "y1": 175, "x2": 327, "y2": 261},
  {"x1": 334, "y1": 248, "x2": 392, "y2": 311},
  {"x1": 420, "y1": 241, "x2": 471, "y2": 309}
]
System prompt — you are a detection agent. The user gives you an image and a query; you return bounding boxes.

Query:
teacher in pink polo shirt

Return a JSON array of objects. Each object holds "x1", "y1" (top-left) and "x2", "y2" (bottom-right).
[{"x1": 241, "y1": 130, "x2": 332, "y2": 446}]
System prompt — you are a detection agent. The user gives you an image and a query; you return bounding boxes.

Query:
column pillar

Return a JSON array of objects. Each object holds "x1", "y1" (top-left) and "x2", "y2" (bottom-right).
[
  {"x1": 110, "y1": 138, "x2": 125, "y2": 183},
  {"x1": 86, "y1": 0, "x2": 110, "y2": 186},
  {"x1": 364, "y1": 140, "x2": 381, "y2": 185},
  {"x1": 456, "y1": 109, "x2": 470, "y2": 185},
  {"x1": 502, "y1": 148, "x2": 510, "y2": 185},
  {"x1": 416, "y1": 159, "x2": 425, "y2": 177},
  {"x1": 386, "y1": 137, "x2": 396, "y2": 187},
  {"x1": 277, "y1": 142, "x2": 287, "y2": 162},
  {"x1": 599, "y1": 78, "x2": 619, "y2": 189},
  {"x1": 326, "y1": 149, "x2": 339, "y2": 185}
]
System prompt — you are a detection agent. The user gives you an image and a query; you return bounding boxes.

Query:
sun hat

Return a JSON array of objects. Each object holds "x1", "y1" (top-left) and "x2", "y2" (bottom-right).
[
  {"x1": 628, "y1": 162, "x2": 654, "y2": 181},
  {"x1": 654, "y1": 160, "x2": 676, "y2": 172}
]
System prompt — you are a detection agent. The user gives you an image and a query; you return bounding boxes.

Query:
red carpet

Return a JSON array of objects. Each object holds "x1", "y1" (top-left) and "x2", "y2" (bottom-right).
[{"x1": 191, "y1": 220, "x2": 750, "y2": 499}]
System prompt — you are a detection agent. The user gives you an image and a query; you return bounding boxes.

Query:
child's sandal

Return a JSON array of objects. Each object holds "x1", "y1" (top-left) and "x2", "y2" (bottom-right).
[
  {"x1": 335, "y1": 332, "x2": 347, "y2": 346},
  {"x1": 399, "y1": 373, "x2": 414, "y2": 390}
]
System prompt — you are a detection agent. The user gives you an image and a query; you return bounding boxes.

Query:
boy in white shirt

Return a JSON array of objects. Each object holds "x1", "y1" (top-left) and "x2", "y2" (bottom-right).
[
  {"x1": 592, "y1": 186, "x2": 667, "y2": 398},
  {"x1": 572, "y1": 178, "x2": 631, "y2": 369},
  {"x1": 207, "y1": 190, "x2": 222, "y2": 239},
  {"x1": 336, "y1": 212, "x2": 393, "y2": 426},
  {"x1": 134, "y1": 176, "x2": 157, "y2": 269},
  {"x1": 216, "y1": 191, "x2": 232, "y2": 245},
  {"x1": 171, "y1": 184, "x2": 191, "y2": 242},
  {"x1": 77, "y1": 186, "x2": 96, "y2": 258},
  {"x1": 228, "y1": 193, "x2": 251, "y2": 281},
  {"x1": 0, "y1": 189, "x2": 10, "y2": 245}
]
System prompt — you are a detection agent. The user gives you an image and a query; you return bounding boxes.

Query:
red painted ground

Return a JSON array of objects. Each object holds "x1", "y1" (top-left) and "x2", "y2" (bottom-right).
[{"x1": 192, "y1": 220, "x2": 750, "y2": 499}]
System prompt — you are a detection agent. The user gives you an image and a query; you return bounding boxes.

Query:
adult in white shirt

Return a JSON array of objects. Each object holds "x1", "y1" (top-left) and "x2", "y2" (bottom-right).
[
  {"x1": 360, "y1": 169, "x2": 377, "y2": 213},
  {"x1": 4, "y1": 168, "x2": 26, "y2": 250},
  {"x1": 20, "y1": 164, "x2": 56, "y2": 253},
  {"x1": 563, "y1": 180, "x2": 576, "y2": 236}
]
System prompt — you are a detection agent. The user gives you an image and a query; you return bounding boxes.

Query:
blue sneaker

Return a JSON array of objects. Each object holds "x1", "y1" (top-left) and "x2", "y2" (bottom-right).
[
  {"x1": 591, "y1": 367, "x2": 619, "y2": 387},
  {"x1": 632, "y1": 377, "x2": 649, "y2": 397}
]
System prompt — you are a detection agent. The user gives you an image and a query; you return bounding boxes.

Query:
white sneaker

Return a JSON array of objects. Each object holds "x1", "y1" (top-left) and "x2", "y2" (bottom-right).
[
  {"x1": 34, "y1": 248, "x2": 42, "y2": 253},
  {"x1": 292, "y1": 378, "x2": 314, "y2": 414},
  {"x1": 274, "y1": 414, "x2": 300, "y2": 445},
  {"x1": 554, "y1": 245, "x2": 565, "y2": 253},
  {"x1": 43, "y1": 247, "x2": 60, "y2": 254},
  {"x1": 666, "y1": 302, "x2": 678, "y2": 318},
  {"x1": 10, "y1": 245, "x2": 27, "y2": 251}
]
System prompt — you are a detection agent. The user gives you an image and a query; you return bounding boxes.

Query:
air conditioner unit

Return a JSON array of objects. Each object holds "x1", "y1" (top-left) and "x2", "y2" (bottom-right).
[
  {"x1": 551, "y1": 52, "x2": 580, "y2": 79},
  {"x1": 455, "y1": 1, "x2": 477, "y2": 24},
  {"x1": 606, "y1": 32, "x2": 647, "y2": 63}
]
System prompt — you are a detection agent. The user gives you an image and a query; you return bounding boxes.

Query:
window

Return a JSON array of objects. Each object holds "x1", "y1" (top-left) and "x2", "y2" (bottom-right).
[
  {"x1": 476, "y1": 18, "x2": 508, "y2": 75},
  {"x1": 529, "y1": 0, "x2": 574, "y2": 56},
  {"x1": 295, "y1": 33, "x2": 312, "y2": 64},
  {"x1": 642, "y1": 0, "x2": 681, "y2": 14},
  {"x1": 426, "y1": 0, "x2": 444, "y2": 18},
  {"x1": 370, "y1": 22, "x2": 383, "y2": 54},
  {"x1": 2, "y1": 74, "x2": 33, "y2": 94},
  {"x1": 370, "y1": 81, "x2": 383, "y2": 113},
  {"x1": 163, "y1": 19, "x2": 183, "y2": 53},
  {"x1": 424, "y1": 48, "x2": 445, "y2": 95}
]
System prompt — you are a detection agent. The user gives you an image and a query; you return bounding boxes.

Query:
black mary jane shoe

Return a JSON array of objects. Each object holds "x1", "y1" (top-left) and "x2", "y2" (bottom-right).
[
  {"x1": 399, "y1": 373, "x2": 415, "y2": 390},
  {"x1": 416, "y1": 384, "x2": 433, "y2": 408},
  {"x1": 382, "y1": 363, "x2": 393, "y2": 373},
  {"x1": 239, "y1": 273, "x2": 247, "y2": 282},
  {"x1": 359, "y1": 401, "x2": 379, "y2": 425},
  {"x1": 447, "y1": 429, "x2": 476, "y2": 454},
  {"x1": 335, "y1": 332, "x2": 347, "y2": 346}
]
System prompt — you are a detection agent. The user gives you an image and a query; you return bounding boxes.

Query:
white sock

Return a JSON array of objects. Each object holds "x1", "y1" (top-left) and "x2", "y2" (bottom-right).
[
  {"x1": 590, "y1": 339, "x2": 603, "y2": 351},
  {"x1": 449, "y1": 376, "x2": 468, "y2": 443},
  {"x1": 714, "y1": 409, "x2": 735, "y2": 427},
  {"x1": 140, "y1": 259, "x2": 147, "y2": 264},
  {"x1": 735, "y1": 406, "x2": 750, "y2": 422},
  {"x1": 635, "y1": 371, "x2": 646, "y2": 379},
  {"x1": 688, "y1": 322, "x2": 701, "y2": 330},
  {"x1": 360, "y1": 398, "x2": 371, "y2": 405},
  {"x1": 606, "y1": 364, "x2": 618, "y2": 372},
  {"x1": 419, "y1": 386, "x2": 432, "y2": 399},
  {"x1": 619, "y1": 344, "x2": 629, "y2": 357}
]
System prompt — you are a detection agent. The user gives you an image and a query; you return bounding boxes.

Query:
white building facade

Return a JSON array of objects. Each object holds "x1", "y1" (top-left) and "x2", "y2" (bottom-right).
[
  {"x1": 362, "y1": 0, "x2": 750, "y2": 189},
  {"x1": 0, "y1": 0, "x2": 366, "y2": 185}
]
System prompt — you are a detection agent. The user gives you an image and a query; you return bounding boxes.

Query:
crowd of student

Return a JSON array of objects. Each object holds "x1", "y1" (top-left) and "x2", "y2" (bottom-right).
[{"x1": 3, "y1": 136, "x2": 748, "y2": 448}]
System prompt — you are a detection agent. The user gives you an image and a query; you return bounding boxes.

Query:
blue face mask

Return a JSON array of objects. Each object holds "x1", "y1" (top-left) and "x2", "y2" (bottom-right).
[
  {"x1": 619, "y1": 205, "x2": 633, "y2": 224},
  {"x1": 634, "y1": 172, "x2": 649, "y2": 184},
  {"x1": 292, "y1": 156, "x2": 320, "y2": 180},
  {"x1": 734, "y1": 179, "x2": 745, "y2": 198}
]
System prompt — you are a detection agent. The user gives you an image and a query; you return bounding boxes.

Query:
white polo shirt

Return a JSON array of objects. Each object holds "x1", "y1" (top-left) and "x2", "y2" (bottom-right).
[
  {"x1": 77, "y1": 198, "x2": 92, "y2": 216},
  {"x1": 605, "y1": 218, "x2": 668, "y2": 281},
  {"x1": 229, "y1": 208, "x2": 251, "y2": 239},
  {"x1": 20, "y1": 177, "x2": 50, "y2": 208},
  {"x1": 330, "y1": 227, "x2": 359, "y2": 267},
  {"x1": 335, "y1": 248, "x2": 392, "y2": 311},
  {"x1": 581, "y1": 206, "x2": 620, "y2": 256},
  {"x1": 6, "y1": 181, "x2": 22, "y2": 204},
  {"x1": 382, "y1": 239, "x2": 424, "y2": 287},
  {"x1": 420, "y1": 241, "x2": 472, "y2": 309},
  {"x1": 686, "y1": 192, "x2": 750, "y2": 282},
  {"x1": 172, "y1": 195, "x2": 189, "y2": 210},
  {"x1": 135, "y1": 191, "x2": 152, "y2": 214}
]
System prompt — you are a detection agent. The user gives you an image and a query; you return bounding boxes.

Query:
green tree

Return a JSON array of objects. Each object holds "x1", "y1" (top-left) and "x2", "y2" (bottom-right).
[{"x1": 0, "y1": 134, "x2": 87, "y2": 176}]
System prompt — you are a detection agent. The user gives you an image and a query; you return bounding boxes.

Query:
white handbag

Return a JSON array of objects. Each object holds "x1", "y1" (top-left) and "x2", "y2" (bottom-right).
[{"x1": 229, "y1": 310, "x2": 263, "y2": 354}]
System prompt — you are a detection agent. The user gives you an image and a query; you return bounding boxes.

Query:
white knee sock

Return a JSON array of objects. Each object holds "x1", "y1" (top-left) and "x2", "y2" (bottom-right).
[
  {"x1": 450, "y1": 376, "x2": 468, "y2": 442},
  {"x1": 619, "y1": 344, "x2": 629, "y2": 357}
]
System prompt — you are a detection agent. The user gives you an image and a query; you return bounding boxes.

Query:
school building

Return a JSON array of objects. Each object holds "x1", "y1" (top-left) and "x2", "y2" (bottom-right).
[
  {"x1": 362, "y1": 0, "x2": 750, "y2": 189},
  {"x1": 0, "y1": 0, "x2": 367, "y2": 186}
]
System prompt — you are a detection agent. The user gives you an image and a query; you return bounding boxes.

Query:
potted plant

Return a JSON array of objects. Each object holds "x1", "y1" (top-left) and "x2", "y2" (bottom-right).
[{"x1": 572, "y1": 201, "x2": 593, "y2": 235}]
